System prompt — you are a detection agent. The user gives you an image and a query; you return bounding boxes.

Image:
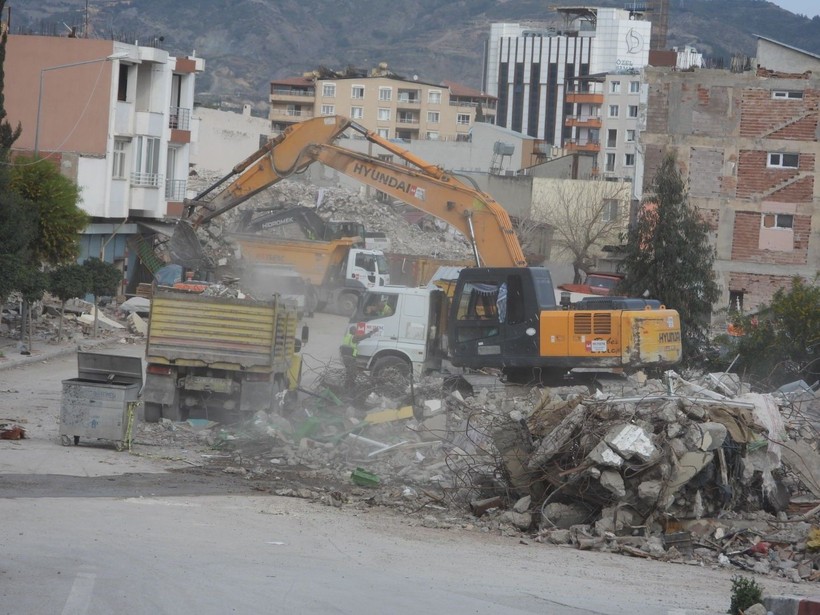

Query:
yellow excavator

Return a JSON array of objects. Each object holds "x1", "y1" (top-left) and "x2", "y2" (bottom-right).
[{"x1": 175, "y1": 115, "x2": 682, "y2": 373}]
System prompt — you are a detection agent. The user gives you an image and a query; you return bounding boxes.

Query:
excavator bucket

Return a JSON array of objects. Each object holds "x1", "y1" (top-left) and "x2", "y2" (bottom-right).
[{"x1": 169, "y1": 220, "x2": 215, "y2": 272}]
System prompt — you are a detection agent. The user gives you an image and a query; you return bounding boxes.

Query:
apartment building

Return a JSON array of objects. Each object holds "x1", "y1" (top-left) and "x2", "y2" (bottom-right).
[
  {"x1": 269, "y1": 65, "x2": 496, "y2": 141},
  {"x1": 5, "y1": 34, "x2": 204, "y2": 291},
  {"x1": 641, "y1": 36, "x2": 820, "y2": 318}
]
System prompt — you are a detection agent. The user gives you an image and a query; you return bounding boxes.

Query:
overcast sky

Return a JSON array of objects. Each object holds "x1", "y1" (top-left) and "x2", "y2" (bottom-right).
[{"x1": 769, "y1": 0, "x2": 820, "y2": 18}]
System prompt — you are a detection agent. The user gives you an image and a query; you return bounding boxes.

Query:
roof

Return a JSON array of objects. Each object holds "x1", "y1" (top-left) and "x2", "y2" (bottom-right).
[
  {"x1": 755, "y1": 35, "x2": 820, "y2": 62},
  {"x1": 442, "y1": 80, "x2": 496, "y2": 100},
  {"x1": 270, "y1": 76, "x2": 313, "y2": 87}
]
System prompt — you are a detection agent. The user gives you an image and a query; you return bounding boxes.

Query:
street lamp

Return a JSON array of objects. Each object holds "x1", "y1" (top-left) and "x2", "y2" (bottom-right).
[{"x1": 33, "y1": 51, "x2": 128, "y2": 157}]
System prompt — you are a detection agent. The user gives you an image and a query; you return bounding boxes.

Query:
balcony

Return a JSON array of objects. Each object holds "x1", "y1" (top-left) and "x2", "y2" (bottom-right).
[
  {"x1": 131, "y1": 172, "x2": 163, "y2": 188},
  {"x1": 397, "y1": 116, "x2": 420, "y2": 125},
  {"x1": 565, "y1": 114, "x2": 602, "y2": 128},
  {"x1": 165, "y1": 178, "x2": 187, "y2": 201},
  {"x1": 270, "y1": 108, "x2": 315, "y2": 119},
  {"x1": 565, "y1": 138, "x2": 600, "y2": 153},
  {"x1": 566, "y1": 91, "x2": 604, "y2": 105},
  {"x1": 169, "y1": 106, "x2": 191, "y2": 130},
  {"x1": 270, "y1": 87, "x2": 315, "y2": 99}
]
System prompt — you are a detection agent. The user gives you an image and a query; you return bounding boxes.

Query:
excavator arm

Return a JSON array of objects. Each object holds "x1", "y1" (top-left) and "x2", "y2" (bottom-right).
[{"x1": 182, "y1": 115, "x2": 526, "y2": 268}]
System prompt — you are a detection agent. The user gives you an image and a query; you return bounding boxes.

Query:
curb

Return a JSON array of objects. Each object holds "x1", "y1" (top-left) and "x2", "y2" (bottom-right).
[
  {"x1": 765, "y1": 595, "x2": 820, "y2": 615},
  {"x1": 0, "y1": 336, "x2": 128, "y2": 372}
]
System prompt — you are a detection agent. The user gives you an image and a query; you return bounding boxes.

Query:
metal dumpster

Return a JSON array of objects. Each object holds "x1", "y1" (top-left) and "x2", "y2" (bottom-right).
[{"x1": 59, "y1": 352, "x2": 143, "y2": 450}]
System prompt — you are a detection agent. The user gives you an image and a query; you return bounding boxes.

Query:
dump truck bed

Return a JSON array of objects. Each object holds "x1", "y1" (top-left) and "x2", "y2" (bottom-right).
[{"x1": 146, "y1": 291, "x2": 295, "y2": 370}]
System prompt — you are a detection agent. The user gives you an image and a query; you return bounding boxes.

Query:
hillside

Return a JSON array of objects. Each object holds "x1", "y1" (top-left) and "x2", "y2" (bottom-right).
[{"x1": 8, "y1": 0, "x2": 820, "y2": 109}]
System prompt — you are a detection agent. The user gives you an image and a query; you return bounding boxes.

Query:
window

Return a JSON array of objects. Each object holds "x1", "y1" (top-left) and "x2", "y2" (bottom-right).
[
  {"x1": 607, "y1": 129, "x2": 617, "y2": 148},
  {"x1": 360, "y1": 293, "x2": 399, "y2": 321},
  {"x1": 427, "y1": 111, "x2": 440, "y2": 124},
  {"x1": 428, "y1": 90, "x2": 441, "y2": 104},
  {"x1": 628, "y1": 105, "x2": 639, "y2": 118},
  {"x1": 605, "y1": 153, "x2": 616, "y2": 172},
  {"x1": 427, "y1": 132, "x2": 439, "y2": 140},
  {"x1": 132, "y1": 136, "x2": 161, "y2": 187},
  {"x1": 321, "y1": 104, "x2": 335, "y2": 116},
  {"x1": 762, "y1": 213, "x2": 794, "y2": 229},
  {"x1": 377, "y1": 128, "x2": 389, "y2": 139},
  {"x1": 602, "y1": 199, "x2": 619, "y2": 222},
  {"x1": 322, "y1": 83, "x2": 336, "y2": 97},
  {"x1": 624, "y1": 153, "x2": 635, "y2": 167},
  {"x1": 772, "y1": 90, "x2": 803, "y2": 99},
  {"x1": 626, "y1": 129, "x2": 636, "y2": 142},
  {"x1": 112, "y1": 139, "x2": 128, "y2": 179},
  {"x1": 610, "y1": 80, "x2": 620, "y2": 93},
  {"x1": 629, "y1": 81, "x2": 640, "y2": 93},
  {"x1": 351, "y1": 85, "x2": 365, "y2": 99},
  {"x1": 378, "y1": 87, "x2": 392, "y2": 101},
  {"x1": 608, "y1": 105, "x2": 619, "y2": 117},
  {"x1": 768, "y1": 153, "x2": 799, "y2": 168},
  {"x1": 351, "y1": 106, "x2": 363, "y2": 119},
  {"x1": 457, "y1": 282, "x2": 499, "y2": 321},
  {"x1": 377, "y1": 108, "x2": 391, "y2": 121},
  {"x1": 117, "y1": 64, "x2": 129, "y2": 102},
  {"x1": 457, "y1": 113, "x2": 470, "y2": 125},
  {"x1": 729, "y1": 291, "x2": 744, "y2": 313}
]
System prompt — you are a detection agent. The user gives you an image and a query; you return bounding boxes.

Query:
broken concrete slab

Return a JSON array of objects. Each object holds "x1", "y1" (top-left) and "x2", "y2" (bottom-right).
[{"x1": 604, "y1": 424, "x2": 655, "y2": 462}]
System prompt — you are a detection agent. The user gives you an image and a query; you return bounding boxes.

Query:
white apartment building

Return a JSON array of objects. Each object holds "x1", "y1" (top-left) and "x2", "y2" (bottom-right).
[{"x1": 6, "y1": 34, "x2": 204, "y2": 291}]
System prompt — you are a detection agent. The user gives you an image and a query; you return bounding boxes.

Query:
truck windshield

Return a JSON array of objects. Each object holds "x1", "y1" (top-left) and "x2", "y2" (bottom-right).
[{"x1": 374, "y1": 254, "x2": 389, "y2": 276}]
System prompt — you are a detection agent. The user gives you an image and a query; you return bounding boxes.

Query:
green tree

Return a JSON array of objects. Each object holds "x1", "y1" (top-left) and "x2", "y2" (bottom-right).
[
  {"x1": 618, "y1": 153, "x2": 719, "y2": 362},
  {"x1": 10, "y1": 155, "x2": 87, "y2": 264},
  {"x1": 729, "y1": 275, "x2": 820, "y2": 387},
  {"x1": 82, "y1": 258, "x2": 122, "y2": 337},
  {"x1": 17, "y1": 267, "x2": 48, "y2": 353},
  {"x1": 49, "y1": 263, "x2": 92, "y2": 341}
]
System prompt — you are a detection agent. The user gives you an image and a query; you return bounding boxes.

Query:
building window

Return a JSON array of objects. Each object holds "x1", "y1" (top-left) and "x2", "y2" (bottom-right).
[
  {"x1": 377, "y1": 128, "x2": 389, "y2": 139},
  {"x1": 729, "y1": 290, "x2": 744, "y2": 313},
  {"x1": 607, "y1": 129, "x2": 617, "y2": 148},
  {"x1": 427, "y1": 131, "x2": 439, "y2": 141},
  {"x1": 378, "y1": 108, "x2": 391, "y2": 121},
  {"x1": 629, "y1": 81, "x2": 640, "y2": 93},
  {"x1": 628, "y1": 105, "x2": 639, "y2": 118},
  {"x1": 378, "y1": 87, "x2": 392, "y2": 101},
  {"x1": 351, "y1": 85, "x2": 365, "y2": 99},
  {"x1": 626, "y1": 129, "x2": 636, "y2": 142},
  {"x1": 624, "y1": 153, "x2": 635, "y2": 167},
  {"x1": 322, "y1": 83, "x2": 336, "y2": 97},
  {"x1": 457, "y1": 113, "x2": 470, "y2": 125},
  {"x1": 428, "y1": 90, "x2": 442, "y2": 104},
  {"x1": 132, "y1": 136, "x2": 161, "y2": 187},
  {"x1": 610, "y1": 80, "x2": 620, "y2": 93},
  {"x1": 762, "y1": 213, "x2": 794, "y2": 229},
  {"x1": 608, "y1": 105, "x2": 619, "y2": 117},
  {"x1": 321, "y1": 104, "x2": 335, "y2": 116},
  {"x1": 427, "y1": 111, "x2": 440, "y2": 124},
  {"x1": 772, "y1": 90, "x2": 803, "y2": 99},
  {"x1": 351, "y1": 106, "x2": 363, "y2": 119},
  {"x1": 768, "y1": 153, "x2": 799, "y2": 168},
  {"x1": 602, "y1": 198, "x2": 619, "y2": 222},
  {"x1": 605, "y1": 153, "x2": 616, "y2": 172},
  {"x1": 117, "y1": 64, "x2": 129, "y2": 102},
  {"x1": 112, "y1": 139, "x2": 128, "y2": 179}
]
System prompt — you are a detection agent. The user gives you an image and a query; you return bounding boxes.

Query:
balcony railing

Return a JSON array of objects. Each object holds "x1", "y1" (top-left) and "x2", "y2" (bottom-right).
[
  {"x1": 565, "y1": 115, "x2": 602, "y2": 127},
  {"x1": 271, "y1": 88, "x2": 315, "y2": 97},
  {"x1": 397, "y1": 97, "x2": 421, "y2": 105},
  {"x1": 131, "y1": 172, "x2": 163, "y2": 188},
  {"x1": 270, "y1": 108, "x2": 314, "y2": 118},
  {"x1": 397, "y1": 117, "x2": 419, "y2": 125},
  {"x1": 565, "y1": 139, "x2": 601, "y2": 153},
  {"x1": 169, "y1": 107, "x2": 191, "y2": 130},
  {"x1": 165, "y1": 178, "x2": 187, "y2": 201},
  {"x1": 449, "y1": 100, "x2": 497, "y2": 110}
]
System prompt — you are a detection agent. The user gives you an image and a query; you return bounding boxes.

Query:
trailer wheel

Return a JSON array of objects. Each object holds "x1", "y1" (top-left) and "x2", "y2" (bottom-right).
[
  {"x1": 143, "y1": 402, "x2": 162, "y2": 423},
  {"x1": 336, "y1": 293, "x2": 358, "y2": 317}
]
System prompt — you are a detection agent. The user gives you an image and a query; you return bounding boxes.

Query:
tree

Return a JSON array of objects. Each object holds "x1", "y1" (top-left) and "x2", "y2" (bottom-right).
[
  {"x1": 10, "y1": 156, "x2": 87, "y2": 264},
  {"x1": 728, "y1": 275, "x2": 820, "y2": 388},
  {"x1": 618, "y1": 153, "x2": 719, "y2": 362},
  {"x1": 49, "y1": 263, "x2": 91, "y2": 341},
  {"x1": 17, "y1": 268, "x2": 48, "y2": 352},
  {"x1": 531, "y1": 179, "x2": 630, "y2": 282},
  {"x1": 82, "y1": 258, "x2": 122, "y2": 337}
]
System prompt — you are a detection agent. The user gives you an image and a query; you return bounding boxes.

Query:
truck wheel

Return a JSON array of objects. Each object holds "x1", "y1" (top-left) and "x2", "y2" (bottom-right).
[
  {"x1": 143, "y1": 402, "x2": 161, "y2": 423},
  {"x1": 336, "y1": 293, "x2": 358, "y2": 317},
  {"x1": 372, "y1": 356, "x2": 411, "y2": 397}
]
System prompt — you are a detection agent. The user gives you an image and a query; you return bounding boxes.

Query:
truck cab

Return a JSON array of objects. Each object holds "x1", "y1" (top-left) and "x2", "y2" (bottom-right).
[{"x1": 348, "y1": 286, "x2": 445, "y2": 378}]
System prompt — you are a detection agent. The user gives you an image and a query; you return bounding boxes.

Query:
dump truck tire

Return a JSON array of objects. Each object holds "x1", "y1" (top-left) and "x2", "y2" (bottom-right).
[{"x1": 336, "y1": 293, "x2": 358, "y2": 317}]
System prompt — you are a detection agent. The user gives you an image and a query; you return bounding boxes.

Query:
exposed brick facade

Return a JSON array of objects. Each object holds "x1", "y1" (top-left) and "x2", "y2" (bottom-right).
[
  {"x1": 736, "y1": 150, "x2": 815, "y2": 201},
  {"x1": 740, "y1": 89, "x2": 820, "y2": 140},
  {"x1": 730, "y1": 211, "x2": 810, "y2": 264},
  {"x1": 728, "y1": 271, "x2": 797, "y2": 311}
]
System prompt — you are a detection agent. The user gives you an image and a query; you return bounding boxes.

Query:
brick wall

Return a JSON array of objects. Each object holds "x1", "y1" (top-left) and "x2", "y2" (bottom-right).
[
  {"x1": 731, "y1": 210, "x2": 809, "y2": 264},
  {"x1": 740, "y1": 89, "x2": 820, "y2": 140},
  {"x1": 736, "y1": 150, "x2": 815, "y2": 200},
  {"x1": 728, "y1": 271, "x2": 797, "y2": 312}
]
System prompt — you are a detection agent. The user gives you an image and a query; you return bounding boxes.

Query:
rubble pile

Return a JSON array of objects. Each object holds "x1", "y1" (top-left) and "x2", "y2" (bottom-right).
[
  {"x1": 184, "y1": 175, "x2": 473, "y2": 260},
  {"x1": 204, "y1": 365, "x2": 820, "y2": 581}
]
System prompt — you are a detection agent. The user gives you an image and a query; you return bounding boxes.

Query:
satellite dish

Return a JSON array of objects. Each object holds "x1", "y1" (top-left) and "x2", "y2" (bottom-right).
[{"x1": 413, "y1": 74, "x2": 418, "y2": 81}]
